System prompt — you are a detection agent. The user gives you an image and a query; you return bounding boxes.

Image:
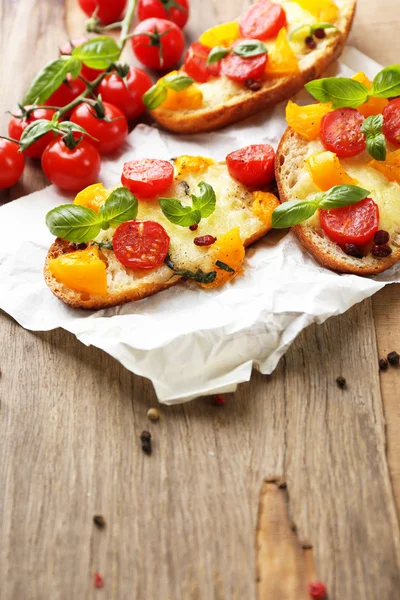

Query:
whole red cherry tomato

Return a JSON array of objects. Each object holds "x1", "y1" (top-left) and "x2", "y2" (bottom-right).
[
  {"x1": 221, "y1": 42, "x2": 268, "y2": 82},
  {"x1": 184, "y1": 42, "x2": 221, "y2": 83},
  {"x1": 45, "y1": 75, "x2": 86, "y2": 116},
  {"x1": 113, "y1": 220, "x2": 170, "y2": 270},
  {"x1": 226, "y1": 144, "x2": 275, "y2": 186},
  {"x1": 240, "y1": 1, "x2": 287, "y2": 40},
  {"x1": 382, "y1": 98, "x2": 400, "y2": 146},
  {"x1": 320, "y1": 108, "x2": 366, "y2": 158},
  {"x1": 41, "y1": 138, "x2": 101, "y2": 191},
  {"x1": 8, "y1": 106, "x2": 57, "y2": 158},
  {"x1": 0, "y1": 139, "x2": 24, "y2": 189},
  {"x1": 138, "y1": 0, "x2": 189, "y2": 29},
  {"x1": 320, "y1": 197, "x2": 379, "y2": 245},
  {"x1": 131, "y1": 18, "x2": 185, "y2": 70},
  {"x1": 78, "y1": 0, "x2": 127, "y2": 24},
  {"x1": 60, "y1": 38, "x2": 103, "y2": 82},
  {"x1": 70, "y1": 102, "x2": 128, "y2": 155},
  {"x1": 97, "y1": 67, "x2": 152, "y2": 120},
  {"x1": 121, "y1": 159, "x2": 174, "y2": 198}
]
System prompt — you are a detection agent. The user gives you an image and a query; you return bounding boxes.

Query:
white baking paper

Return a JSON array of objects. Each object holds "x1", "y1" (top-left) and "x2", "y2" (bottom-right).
[{"x1": 0, "y1": 47, "x2": 398, "y2": 404}]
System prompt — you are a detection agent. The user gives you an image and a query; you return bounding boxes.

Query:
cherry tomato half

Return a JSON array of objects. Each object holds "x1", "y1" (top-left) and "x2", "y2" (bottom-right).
[
  {"x1": 221, "y1": 42, "x2": 268, "y2": 82},
  {"x1": 113, "y1": 220, "x2": 170, "y2": 270},
  {"x1": 382, "y1": 98, "x2": 400, "y2": 146},
  {"x1": 138, "y1": 0, "x2": 189, "y2": 29},
  {"x1": 97, "y1": 67, "x2": 152, "y2": 120},
  {"x1": 320, "y1": 197, "x2": 379, "y2": 245},
  {"x1": 131, "y1": 18, "x2": 185, "y2": 70},
  {"x1": 45, "y1": 75, "x2": 86, "y2": 117},
  {"x1": 8, "y1": 106, "x2": 57, "y2": 158},
  {"x1": 184, "y1": 42, "x2": 221, "y2": 83},
  {"x1": 41, "y1": 138, "x2": 101, "y2": 191},
  {"x1": 78, "y1": 0, "x2": 127, "y2": 24},
  {"x1": 226, "y1": 144, "x2": 275, "y2": 186},
  {"x1": 121, "y1": 159, "x2": 174, "y2": 198},
  {"x1": 320, "y1": 108, "x2": 366, "y2": 158},
  {"x1": 240, "y1": 0, "x2": 287, "y2": 40},
  {"x1": 60, "y1": 38, "x2": 103, "y2": 82},
  {"x1": 0, "y1": 139, "x2": 24, "y2": 189},
  {"x1": 70, "y1": 102, "x2": 128, "y2": 155}
]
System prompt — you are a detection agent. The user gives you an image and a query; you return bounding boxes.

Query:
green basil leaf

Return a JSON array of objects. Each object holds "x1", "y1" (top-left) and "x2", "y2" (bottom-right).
[
  {"x1": 23, "y1": 57, "x2": 81, "y2": 105},
  {"x1": 361, "y1": 114, "x2": 383, "y2": 137},
  {"x1": 72, "y1": 36, "x2": 120, "y2": 69},
  {"x1": 159, "y1": 198, "x2": 201, "y2": 227},
  {"x1": 165, "y1": 254, "x2": 216, "y2": 284},
  {"x1": 143, "y1": 83, "x2": 168, "y2": 110},
  {"x1": 305, "y1": 77, "x2": 369, "y2": 108},
  {"x1": 366, "y1": 133, "x2": 387, "y2": 161},
  {"x1": 318, "y1": 185, "x2": 370, "y2": 209},
  {"x1": 233, "y1": 40, "x2": 268, "y2": 58},
  {"x1": 207, "y1": 46, "x2": 230, "y2": 64},
  {"x1": 19, "y1": 120, "x2": 54, "y2": 151},
  {"x1": 371, "y1": 65, "x2": 400, "y2": 98},
  {"x1": 92, "y1": 240, "x2": 114, "y2": 250},
  {"x1": 164, "y1": 74, "x2": 194, "y2": 91},
  {"x1": 191, "y1": 182, "x2": 216, "y2": 219},
  {"x1": 45, "y1": 204, "x2": 102, "y2": 243},
  {"x1": 272, "y1": 200, "x2": 318, "y2": 228},
  {"x1": 100, "y1": 186, "x2": 138, "y2": 227}
]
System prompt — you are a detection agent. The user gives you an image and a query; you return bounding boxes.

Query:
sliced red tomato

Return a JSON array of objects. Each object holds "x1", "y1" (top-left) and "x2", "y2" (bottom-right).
[
  {"x1": 382, "y1": 98, "x2": 400, "y2": 146},
  {"x1": 184, "y1": 42, "x2": 221, "y2": 83},
  {"x1": 320, "y1": 108, "x2": 366, "y2": 158},
  {"x1": 226, "y1": 144, "x2": 275, "y2": 186},
  {"x1": 239, "y1": 0, "x2": 287, "y2": 40},
  {"x1": 320, "y1": 197, "x2": 379, "y2": 245},
  {"x1": 221, "y1": 43, "x2": 267, "y2": 82},
  {"x1": 113, "y1": 220, "x2": 170, "y2": 270},
  {"x1": 121, "y1": 159, "x2": 174, "y2": 198}
]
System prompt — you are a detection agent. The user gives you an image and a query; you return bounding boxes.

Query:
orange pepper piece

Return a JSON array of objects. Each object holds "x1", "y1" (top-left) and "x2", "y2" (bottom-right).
[
  {"x1": 292, "y1": 0, "x2": 339, "y2": 23},
  {"x1": 203, "y1": 228, "x2": 245, "y2": 289},
  {"x1": 174, "y1": 155, "x2": 214, "y2": 178},
  {"x1": 306, "y1": 151, "x2": 356, "y2": 191},
  {"x1": 159, "y1": 70, "x2": 203, "y2": 111},
  {"x1": 352, "y1": 72, "x2": 388, "y2": 118},
  {"x1": 265, "y1": 29, "x2": 299, "y2": 78},
  {"x1": 48, "y1": 246, "x2": 108, "y2": 296},
  {"x1": 252, "y1": 191, "x2": 280, "y2": 229},
  {"x1": 286, "y1": 100, "x2": 333, "y2": 140},
  {"x1": 73, "y1": 183, "x2": 108, "y2": 213},
  {"x1": 370, "y1": 149, "x2": 400, "y2": 184},
  {"x1": 199, "y1": 21, "x2": 240, "y2": 48}
]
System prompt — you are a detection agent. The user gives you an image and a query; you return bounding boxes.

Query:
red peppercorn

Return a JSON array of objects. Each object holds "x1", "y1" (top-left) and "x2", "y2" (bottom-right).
[
  {"x1": 372, "y1": 244, "x2": 392, "y2": 258},
  {"x1": 305, "y1": 35, "x2": 317, "y2": 49},
  {"x1": 314, "y1": 28, "x2": 326, "y2": 39},
  {"x1": 94, "y1": 573, "x2": 104, "y2": 588},
  {"x1": 189, "y1": 223, "x2": 198, "y2": 231},
  {"x1": 342, "y1": 243, "x2": 364, "y2": 258},
  {"x1": 194, "y1": 235, "x2": 216, "y2": 246},
  {"x1": 245, "y1": 78, "x2": 262, "y2": 91},
  {"x1": 308, "y1": 581, "x2": 327, "y2": 599},
  {"x1": 214, "y1": 394, "x2": 226, "y2": 406},
  {"x1": 374, "y1": 230, "x2": 390, "y2": 245}
]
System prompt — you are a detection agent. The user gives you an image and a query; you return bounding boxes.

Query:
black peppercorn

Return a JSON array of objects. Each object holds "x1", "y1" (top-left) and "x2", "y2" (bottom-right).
[
  {"x1": 374, "y1": 230, "x2": 390, "y2": 245},
  {"x1": 314, "y1": 28, "x2": 326, "y2": 39},
  {"x1": 93, "y1": 515, "x2": 106, "y2": 528},
  {"x1": 336, "y1": 376, "x2": 346, "y2": 389},
  {"x1": 140, "y1": 430, "x2": 152, "y2": 455},
  {"x1": 387, "y1": 351, "x2": 400, "y2": 366},
  {"x1": 245, "y1": 78, "x2": 262, "y2": 91},
  {"x1": 305, "y1": 35, "x2": 317, "y2": 49},
  {"x1": 372, "y1": 244, "x2": 392, "y2": 258},
  {"x1": 343, "y1": 243, "x2": 364, "y2": 258},
  {"x1": 379, "y1": 358, "x2": 388, "y2": 371}
]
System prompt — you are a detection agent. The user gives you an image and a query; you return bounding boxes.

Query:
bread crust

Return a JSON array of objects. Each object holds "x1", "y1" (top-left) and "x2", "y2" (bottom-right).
[
  {"x1": 151, "y1": 0, "x2": 356, "y2": 134},
  {"x1": 275, "y1": 128, "x2": 400, "y2": 275}
]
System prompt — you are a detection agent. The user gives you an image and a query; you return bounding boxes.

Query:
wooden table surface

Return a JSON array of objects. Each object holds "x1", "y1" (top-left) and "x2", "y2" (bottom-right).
[{"x1": 1, "y1": 1, "x2": 400, "y2": 598}]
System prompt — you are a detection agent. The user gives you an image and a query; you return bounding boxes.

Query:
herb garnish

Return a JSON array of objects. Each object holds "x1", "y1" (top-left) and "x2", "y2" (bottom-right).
[
  {"x1": 361, "y1": 114, "x2": 387, "y2": 161},
  {"x1": 164, "y1": 254, "x2": 217, "y2": 285},
  {"x1": 159, "y1": 181, "x2": 216, "y2": 227},
  {"x1": 143, "y1": 73, "x2": 195, "y2": 110}
]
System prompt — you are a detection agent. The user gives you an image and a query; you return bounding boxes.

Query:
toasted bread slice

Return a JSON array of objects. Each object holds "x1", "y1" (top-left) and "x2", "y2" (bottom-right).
[
  {"x1": 276, "y1": 127, "x2": 400, "y2": 275},
  {"x1": 44, "y1": 160, "x2": 272, "y2": 310},
  {"x1": 151, "y1": 0, "x2": 356, "y2": 134}
]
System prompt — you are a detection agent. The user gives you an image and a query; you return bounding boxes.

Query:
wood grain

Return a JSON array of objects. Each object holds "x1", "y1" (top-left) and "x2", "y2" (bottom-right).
[{"x1": 1, "y1": 1, "x2": 400, "y2": 599}]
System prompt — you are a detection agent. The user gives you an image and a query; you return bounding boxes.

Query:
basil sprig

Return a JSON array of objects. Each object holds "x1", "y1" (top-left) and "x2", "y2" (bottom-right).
[
  {"x1": 165, "y1": 254, "x2": 216, "y2": 285},
  {"x1": 71, "y1": 37, "x2": 120, "y2": 70},
  {"x1": 159, "y1": 181, "x2": 216, "y2": 227},
  {"x1": 143, "y1": 74, "x2": 195, "y2": 110},
  {"x1": 272, "y1": 185, "x2": 370, "y2": 229},
  {"x1": 305, "y1": 64, "x2": 400, "y2": 109},
  {"x1": 45, "y1": 187, "x2": 138, "y2": 243},
  {"x1": 361, "y1": 114, "x2": 387, "y2": 161}
]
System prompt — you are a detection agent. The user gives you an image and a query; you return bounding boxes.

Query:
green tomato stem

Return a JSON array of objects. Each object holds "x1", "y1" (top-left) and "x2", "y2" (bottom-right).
[{"x1": 120, "y1": 0, "x2": 138, "y2": 48}]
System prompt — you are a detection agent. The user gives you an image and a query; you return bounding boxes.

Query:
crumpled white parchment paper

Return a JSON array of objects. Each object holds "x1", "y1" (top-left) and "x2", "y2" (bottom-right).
[{"x1": 0, "y1": 47, "x2": 397, "y2": 404}]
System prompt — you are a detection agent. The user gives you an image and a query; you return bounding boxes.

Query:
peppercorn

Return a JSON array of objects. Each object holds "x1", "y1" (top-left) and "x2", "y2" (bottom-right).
[
  {"x1": 343, "y1": 243, "x2": 364, "y2": 258},
  {"x1": 214, "y1": 394, "x2": 226, "y2": 406},
  {"x1": 189, "y1": 224, "x2": 198, "y2": 231},
  {"x1": 93, "y1": 515, "x2": 106, "y2": 529},
  {"x1": 314, "y1": 28, "x2": 326, "y2": 39},
  {"x1": 94, "y1": 573, "x2": 104, "y2": 588},
  {"x1": 372, "y1": 244, "x2": 392, "y2": 258},
  {"x1": 194, "y1": 235, "x2": 216, "y2": 246},
  {"x1": 387, "y1": 351, "x2": 400, "y2": 366},
  {"x1": 70, "y1": 242, "x2": 87, "y2": 251},
  {"x1": 245, "y1": 78, "x2": 262, "y2": 91},
  {"x1": 379, "y1": 358, "x2": 388, "y2": 371},
  {"x1": 308, "y1": 581, "x2": 327, "y2": 599},
  {"x1": 140, "y1": 430, "x2": 152, "y2": 455},
  {"x1": 336, "y1": 376, "x2": 346, "y2": 389},
  {"x1": 374, "y1": 230, "x2": 390, "y2": 245},
  {"x1": 305, "y1": 35, "x2": 317, "y2": 49},
  {"x1": 147, "y1": 408, "x2": 160, "y2": 422}
]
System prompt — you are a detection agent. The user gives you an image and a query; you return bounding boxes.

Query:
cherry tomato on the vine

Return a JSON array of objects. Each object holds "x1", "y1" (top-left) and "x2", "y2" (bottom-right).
[
  {"x1": 239, "y1": 0, "x2": 287, "y2": 40},
  {"x1": 226, "y1": 144, "x2": 275, "y2": 186},
  {"x1": 70, "y1": 102, "x2": 128, "y2": 155},
  {"x1": 60, "y1": 38, "x2": 103, "y2": 82},
  {"x1": 320, "y1": 108, "x2": 366, "y2": 158},
  {"x1": 97, "y1": 67, "x2": 152, "y2": 120},
  {"x1": 131, "y1": 18, "x2": 185, "y2": 70},
  {"x1": 41, "y1": 138, "x2": 101, "y2": 191},
  {"x1": 113, "y1": 220, "x2": 170, "y2": 270},
  {"x1": 320, "y1": 197, "x2": 379, "y2": 246},
  {"x1": 8, "y1": 106, "x2": 57, "y2": 158},
  {"x1": 138, "y1": 0, "x2": 189, "y2": 29},
  {"x1": 0, "y1": 139, "x2": 24, "y2": 189},
  {"x1": 121, "y1": 159, "x2": 174, "y2": 198},
  {"x1": 78, "y1": 0, "x2": 127, "y2": 24},
  {"x1": 45, "y1": 75, "x2": 86, "y2": 116},
  {"x1": 184, "y1": 42, "x2": 221, "y2": 83}
]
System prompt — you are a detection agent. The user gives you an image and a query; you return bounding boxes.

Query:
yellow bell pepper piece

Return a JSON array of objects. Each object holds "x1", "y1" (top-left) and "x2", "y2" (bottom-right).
[
  {"x1": 370, "y1": 150, "x2": 400, "y2": 184},
  {"x1": 252, "y1": 192, "x2": 280, "y2": 229},
  {"x1": 265, "y1": 29, "x2": 299, "y2": 78},
  {"x1": 48, "y1": 246, "x2": 107, "y2": 296},
  {"x1": 204, "y1": 228, "x2": 245, "y2": 289},
  {"x1": 352, "y1": 72, "x2": 389, "y2": 118},
  {"x1": 159, "y1": 70, "x2": 203, "y2": 111},
  {"x1": 306, "y1": 151, "x2": 355, "y2": 191},
  {"x1": 174, "y1": 155, "x2": 215, "y2": 179},
  {"x1": 292, "y1": 0, "x2": 339, "y2": 23},
  {"x1": 286, "y1": 100, "x2": 333, "y2": 140},
  {"x1": 73, "y1": 183, "x2": 108, "y2": 213},
  {"x1": 199, "y1": 21, "x2": 240, "y2": 48}
]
